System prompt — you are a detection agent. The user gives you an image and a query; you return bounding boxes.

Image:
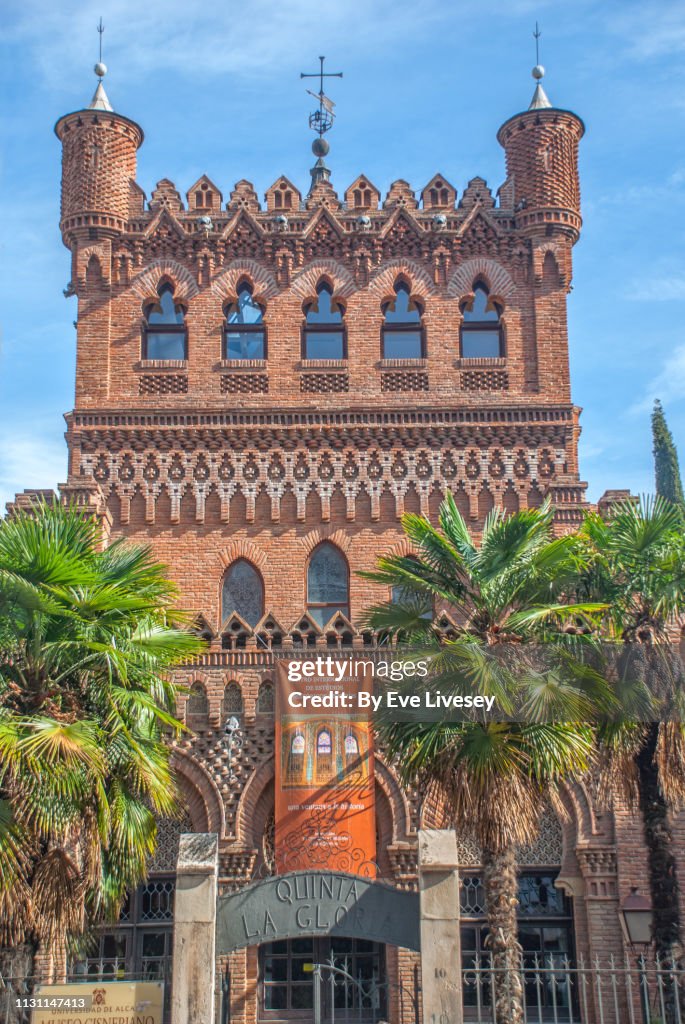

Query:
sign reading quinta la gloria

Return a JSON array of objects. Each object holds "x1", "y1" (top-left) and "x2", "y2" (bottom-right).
[
  {"x1": 215, "y1": 662, "x2": 421, "y2": 953},
  {"x1": 28, "y1": 981, "x2": 163, "y2": 1024}
]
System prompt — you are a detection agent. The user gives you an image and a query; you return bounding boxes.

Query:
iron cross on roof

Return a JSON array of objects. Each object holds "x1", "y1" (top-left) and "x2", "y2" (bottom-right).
[{"x1": 300, "y1": 56, "x2": 343, "y2": 136}]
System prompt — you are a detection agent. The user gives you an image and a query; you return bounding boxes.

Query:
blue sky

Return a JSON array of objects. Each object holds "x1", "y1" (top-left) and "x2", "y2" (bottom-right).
[{"x1": 1, "y1": 0, "x2": 684, "y2": 510}]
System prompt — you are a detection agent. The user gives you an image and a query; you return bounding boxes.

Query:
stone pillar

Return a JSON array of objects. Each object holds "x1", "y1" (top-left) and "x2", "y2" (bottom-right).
[
  {"x1": 418, "y1": 829, "x2": 463, "y2": 1024},
  {"x1": 172, "y1": 833, "x2": 219, "y2": 1024}
]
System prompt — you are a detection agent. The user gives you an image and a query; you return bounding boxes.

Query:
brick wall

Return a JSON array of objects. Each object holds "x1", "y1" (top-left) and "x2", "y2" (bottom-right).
[{"x1": 40, "y1": 85, "x2": 625, "y2": 1024}]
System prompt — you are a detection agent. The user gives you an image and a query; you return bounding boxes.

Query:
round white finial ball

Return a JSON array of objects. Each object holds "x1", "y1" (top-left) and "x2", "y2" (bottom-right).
[
  {"x1": 532, "y1": 64, "x2": 545, "y2": 80},
  {"x1": 94, "y1": 62, "x2": 107, "y2": 78}
]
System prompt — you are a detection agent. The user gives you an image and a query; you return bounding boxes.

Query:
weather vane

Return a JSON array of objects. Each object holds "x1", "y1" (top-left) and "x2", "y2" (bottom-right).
[
  {"x1": 95, "y1": 17, "x2": 107, "y2": 79},
  {"x1": 300, "y1": 56, "x2": 343, "y2": 137},
  {"x1": 533, "y1": 22, "x2": 541, "y2": 66}
]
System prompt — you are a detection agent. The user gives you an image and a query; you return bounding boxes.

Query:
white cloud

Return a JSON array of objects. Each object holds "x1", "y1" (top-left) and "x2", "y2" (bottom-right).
[
  {"x1": 608, "y1": 1, "x2": 685, "y2": 59},
  {"x1": 0, "y1": 430, "x2": 67, "y2": 514},
  {"x1": 628, "y1": 276, "x2": 685, "y2": 302},
  {"x1": 3, "y1": 0, "x2": 446, "y2": 87},
  {"x1": 630, "y1": 343, "x2": 685, "y2": 413}
]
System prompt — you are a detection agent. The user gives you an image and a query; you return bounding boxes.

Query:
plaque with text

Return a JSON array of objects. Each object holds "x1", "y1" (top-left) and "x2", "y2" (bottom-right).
[{"x1": 29, "y1": 981, "x2": 163, "y2": 1024}]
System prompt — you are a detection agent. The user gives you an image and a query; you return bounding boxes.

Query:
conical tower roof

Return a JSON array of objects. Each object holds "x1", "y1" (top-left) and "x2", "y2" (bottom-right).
[
  {"x1": 88, "y1": 78, "x2": 113, "y2": 112},
  {"x1": 529, "y1": 80, "x2": 552, "y2": 110}
]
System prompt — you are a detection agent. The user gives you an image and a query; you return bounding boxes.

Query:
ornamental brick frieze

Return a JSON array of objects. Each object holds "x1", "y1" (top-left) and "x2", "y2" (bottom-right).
[
  {"x1": 78, "y1": 441, "x2": 567, "y2": 525},
  {"x1": 74, "y1": 425, "x2": 570, "y2": 452},
  {"x1": 101, "y1": 190, "x2": 537, "y2": 291},
  {"x1": 70, "y1": 419, "x2": 574, "y2": 465}
]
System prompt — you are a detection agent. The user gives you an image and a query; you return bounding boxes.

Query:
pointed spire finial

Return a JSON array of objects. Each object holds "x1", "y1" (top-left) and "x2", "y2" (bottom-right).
[
  {"x1": 88, "y1": 17, "x2": 113, "y2": 111},
  {"x1": 529, "y1": 22, "x2": 552, "y2": 110}
]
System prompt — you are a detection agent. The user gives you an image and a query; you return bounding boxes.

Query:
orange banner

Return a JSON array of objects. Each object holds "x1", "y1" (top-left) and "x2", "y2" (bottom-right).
[{"x1": 275, "y1": 660, "x2": 376, "y2": 877}]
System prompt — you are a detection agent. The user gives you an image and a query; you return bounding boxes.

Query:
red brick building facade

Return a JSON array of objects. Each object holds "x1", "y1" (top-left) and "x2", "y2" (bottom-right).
[{"x1": 10, "y1": 65, "x2": 670, "y2": 1024}]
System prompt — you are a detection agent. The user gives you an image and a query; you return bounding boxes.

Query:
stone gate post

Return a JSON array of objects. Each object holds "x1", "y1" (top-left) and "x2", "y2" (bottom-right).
[
  {"x1": 172, "y1": 832, "x2": 219, "y2": 1024},
  {"x1": 418, "y1": 829, "x2": 463, "y2": 1024}
]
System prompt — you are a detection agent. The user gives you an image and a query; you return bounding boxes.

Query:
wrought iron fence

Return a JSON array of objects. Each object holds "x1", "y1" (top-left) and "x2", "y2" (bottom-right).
[
  {"x1": 309, "y1": 957, "x2": 419, "y2": 1024},
  {"x1": 462, "y1": 952, "x2": 685, "y2": 1024}
]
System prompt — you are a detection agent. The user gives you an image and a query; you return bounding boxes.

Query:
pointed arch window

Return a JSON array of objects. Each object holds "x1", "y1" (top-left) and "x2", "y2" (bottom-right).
[
  {"x1": 224, "y1": 284, "x2": 266, "y2": 360},
  {"x1": 221, "y1": 559, "x2": 264, "y2": 628},
  {"x1": 187, "y1": 682, "x2": 209, "y2": 715},
  {"x1": 382, "y1": 281, "x2": 424, "y2": 358},
  {"x1": 257, "y1": 680, "x2": 275, "y2": 714},
  {"x1": 344, "y1": 731, "x2": 360, "y2": 762},
  {"x1": 460, "y1": 282, "x2": 503, "y2": 358},
  {"x1": 303, "y1": 282, "x2": 346, "y2": 360},
  {"x1": 317, "y1": 728, "x2": 332, "y2": 756},
  {"x1": 307, "y1": 543, "x2": 349, "y2": 627},
  {"x1": 144, "y1": 283, "x2": 187, "y2": 360},
  {"x1": 222, "y1": 681, "x2": 243, "y2": 717},
  {"x1": 291, "y1": 729, "x2": 306, "y2": 756},
  {"x1": 390, "y1": 555, "x2": 434, "y2": 622}
]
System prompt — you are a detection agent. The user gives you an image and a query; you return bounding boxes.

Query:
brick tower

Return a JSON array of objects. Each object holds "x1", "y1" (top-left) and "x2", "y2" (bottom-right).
[{"x1": 35, "y1": 61, "x2": 636, "y2": 1024}]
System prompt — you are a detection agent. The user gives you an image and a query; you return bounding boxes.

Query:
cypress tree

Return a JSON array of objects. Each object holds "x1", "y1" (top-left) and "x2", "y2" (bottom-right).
[{"x1": 652, "y1": 399, "x2": 685, "y2": 507}]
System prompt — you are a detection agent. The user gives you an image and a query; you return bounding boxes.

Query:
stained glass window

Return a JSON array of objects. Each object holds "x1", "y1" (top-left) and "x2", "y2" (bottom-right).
[
  {"x1": 222, "y1": 682, "x2": 243, "y2": 716},
  {"x1": 221, "y1": 559, "x2": 264, "y2": 627},
  {"x1": 257, "y1": 680, "x2": 274, "y2": 714},
  {"x1": 307, "y1": 542, "x2": 349, "y2": 626},
  {"x1": 187, "y1": 682, "x2": 208, "y2": 715},
  {"x1": 317, "y1": 729, "x2": 332, "y2": 755},
  {"x1": 344, "y1": 733, "x2": 359, "y2": 755}
]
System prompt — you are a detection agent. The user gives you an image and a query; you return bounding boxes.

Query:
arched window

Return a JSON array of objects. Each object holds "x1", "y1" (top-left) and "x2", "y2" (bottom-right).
[
  {"x1": 224, "y1": 284, "x2": 266, "y2": 360},
  {"x1": 303, "y1": 282, "x2": 345, "y2": 360},
  {"x1": 221, "y1": 560, "x2": 264, "y2": 628},
  {"x1": 391, "y1": 556, "x2": 434, "y2": 621},
  {"x1": 222, "y1": 681, "x2": 243, "y2": 717},
  {"x1": 391, "y1": 584, "x2": 434, "y2": 620},
  {"x1": 144, "y1": 283, "x2": 187, "y2": 360},
  {"x1": 307, "y1": 543, "x2": 349, "y2": 627},
  {"x1": 257, "y1": 680, "x2": 274, "y2": 714},
  {"x1": 344, "y1": 731, "x2": 359, "y2": 760},
  {"x1": 286, "y1": 727, "x2": 306, "y2": 785},
  {"x1": 187, "y1": 682, "x2": 209, "y2": 715},
  {"x1": 317, "y1": 728, "x2": 332, "y2": 756},
  {"x1": 382, "y1": 281, "x2": 424, "y2": 358},
  {"x1": 460, "y1": 282, "x2": 503, "y2": 358}
]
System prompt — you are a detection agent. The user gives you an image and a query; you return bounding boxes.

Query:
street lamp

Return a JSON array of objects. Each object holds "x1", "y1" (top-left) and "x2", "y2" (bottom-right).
[
  {"x1": 620, "y1": 887, "x2": 653, "y2": 947},
  {"x1": 224, "y1": 715, "x2": 243, "y2": 781},
  {"x1": 620, "y1": 888, "x2": 653, "y2": 1024}
]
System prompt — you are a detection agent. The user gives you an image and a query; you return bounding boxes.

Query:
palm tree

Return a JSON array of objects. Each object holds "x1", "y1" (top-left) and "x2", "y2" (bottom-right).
[
  {"x1": 0, "y1": 502, "x2": 203, "y2": 976},
  {"x1": 359, "y1": 496, "x2": 606, "y2": 1024},
  {"x1": 579, "y1": 496, "x2": 685, "y2": 965}
]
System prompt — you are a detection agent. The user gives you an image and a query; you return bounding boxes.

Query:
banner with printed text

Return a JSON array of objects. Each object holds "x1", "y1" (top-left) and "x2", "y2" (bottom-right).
[{"x1": 275, "y1": 661, "x2": 376, "y2": 877}]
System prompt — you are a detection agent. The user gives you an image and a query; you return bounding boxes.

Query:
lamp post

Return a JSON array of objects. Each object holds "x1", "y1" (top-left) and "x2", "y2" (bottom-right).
[
  {"x1": 620, "y1": 888, "x2": 653, "y2": 1024},
  {"x1": 223, "y1": 715, "x2": 243, "y2": 781}
]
